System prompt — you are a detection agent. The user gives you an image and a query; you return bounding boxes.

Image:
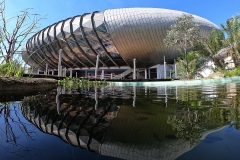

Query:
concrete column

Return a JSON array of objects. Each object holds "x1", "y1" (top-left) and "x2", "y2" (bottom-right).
[
  {"x1": 157, "y1": 66, "x2": 160, "y2": 79},
  {"x1": 174, "y1": 59, "x2": 177, "y2": 79},
  {"x1": 85, "y1": 70, "x2": 87, "y2": 78},
  {"x1": 52, "y1": 70, "x2": 54, "y2": 75},
  {"x1": 37, "y1": 69, "x2": 40, "y2": 74},
  {"x1": 136, "y1": 69, "x2": 139, "y2": 79},
  {"x1": 95, "y1": 87, "x2": 98, "y2": 110},
  {"x1": 175, "y1": 86, "x2": 178, "y2": 103},
  {"x1": 165, "y1": 85, "x2": 168, "y2": 107},
  {"x1": 111, "y1": 73, "x2": 113, "y2": 79},
  {"x1": 76, "y1": 72, "x2": 77, "y2": 78},
  {"x1": 132, "y1": 85, "x2": 136, "y2": 107},
  {"x1": 145, "y1": 69, "x2": 147, "y2": 79},
  {"x1": 164, "y1": 55, "x2": 166, "y2": 79},
  {"x1": 148, "y1": 68, "x2": 151, "y2": 79},
  {"x1": 69, "y1": 68, "x2": 73, "y2": 77},
  {"x1": 169, "y1": 69, "x2": 172, "y2": 79},
  {"x1": 63, "y1": 67, "x2": 67, "y2": 77},
  {"x1": 45, "y1": 63, "x2": 48, "y2": 75},
  {"x1": 56, "y1": 86, "x2": 61, "y2": 115},
  {"x1": 58, "y1": 49, "x2": 63, "y2": 76},
  {"x1": 101, "y1": 69, "x2": 104, "y2": 79},
  {"x1": 95, "y1": 55, "x2": 99, "y2": 78},
  {"x1": 133, "y1": 58, "x2": 136, "y2": 79}
]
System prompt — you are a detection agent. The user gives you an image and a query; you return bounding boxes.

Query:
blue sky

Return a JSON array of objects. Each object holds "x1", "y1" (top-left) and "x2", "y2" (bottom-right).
[{"x1": 6, "y1": 0, "x2": 240, "y2": 29}]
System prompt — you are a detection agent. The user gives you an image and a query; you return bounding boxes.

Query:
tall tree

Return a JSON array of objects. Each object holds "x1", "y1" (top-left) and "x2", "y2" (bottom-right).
[
  {"x1": 164, "y1": 13, "x2": 201, "y2": 79},
  {"x1": 220, "y1": 15, "x2": 240, "y2": 66},
  {"x1": 0, "y1": 0, "x2": 45, "y2": 63},
  {"x1": 201, "y1": 29, "x2": 225, "y2": 70}
]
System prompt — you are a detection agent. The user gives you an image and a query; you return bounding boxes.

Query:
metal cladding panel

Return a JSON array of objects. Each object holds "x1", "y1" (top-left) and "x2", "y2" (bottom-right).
[
  {"x1": 104, "y1": 8, "x2": 219, "y2": 68},
  {"x1": 23, "y1": 8, "x2": 219, "y2": 70}
]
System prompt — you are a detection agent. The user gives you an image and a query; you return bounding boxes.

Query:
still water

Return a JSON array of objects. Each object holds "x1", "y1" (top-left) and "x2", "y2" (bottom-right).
[{"x1": 1, "y1": 79, "x2": 240, "y2": 160}]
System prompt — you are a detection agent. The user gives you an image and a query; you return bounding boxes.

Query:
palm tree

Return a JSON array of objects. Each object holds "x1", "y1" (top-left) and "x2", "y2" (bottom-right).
[{"x1": 220, "y1": 15, "x2": 240, "y2": 66}]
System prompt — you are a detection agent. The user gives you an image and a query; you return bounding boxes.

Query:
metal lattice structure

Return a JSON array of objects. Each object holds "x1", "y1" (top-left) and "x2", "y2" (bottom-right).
[{"x1": 22, "y1": 8, "x2": 219, "y2": 70}]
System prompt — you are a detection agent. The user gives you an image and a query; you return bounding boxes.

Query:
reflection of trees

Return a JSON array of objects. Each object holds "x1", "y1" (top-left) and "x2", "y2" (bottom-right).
[
  {"x1": 0, "y1": 102, "x2": 38, "y2": 157},
  {"x1": 168, "y1": 106, "x2": 240, "y2": 145},
  {"x1": 168, "y1": 83, "x2": 240, "y2": 145},
  {"x1": 167, "y1": 110, "x2": 205, "y2": 145}
]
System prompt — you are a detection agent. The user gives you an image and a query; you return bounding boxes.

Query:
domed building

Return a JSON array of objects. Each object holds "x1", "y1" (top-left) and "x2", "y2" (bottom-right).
[{"x1": 22, "y1": 8, "x2": 219, "y2": 79}]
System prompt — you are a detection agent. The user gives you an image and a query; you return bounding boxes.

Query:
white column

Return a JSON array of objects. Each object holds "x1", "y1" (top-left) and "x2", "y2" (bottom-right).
[
  {"x1": 101, "y1": 69, "x2": 104, "y2": 79},
  {"x1": 58, "y1": 49, "x2": 62, "y2": 76},
  {"x1": 52, "y1": 70, "x2": 54, "y2": 75},
  {"x1": 148, "y1": 68, "x2": 151, "y2": 79},
  {"x1": 56, "y1": 86, "x2": 61, "y2": 115},
  {"x1": 63, "y1": 67, "x2": 67, "y2": 77},
  {"x1": 95, "y1": 55, "x2": 99, "y2": 79},
  {"x1": 95, "y1": 87, "x2": 98, "y2": 110},
  {"x1": 174, "y1": 59, "x2": 177, "y2": 79},
  {"x1": 85, "y1": 70, "x2": 87, "y2": 78},
  {"x1": 157, "y1": 65, "x2": 160, "y2": 79},
  {"x1": 165, "y1": 85, "x2": 168, "y2": 107},
  {"x1": 70, "y1": 68, "x2": 73, "y2": 77},
  {"x1": 37, "y1": 69, "x2": 40, "y2": 74},
  {"x1": 111, "y1": 73, "x2": 113, "y2": 79},
  {"x1": 169, "y1": 69, "x2": 172, "y2": 79},
  {"x1": 133, "y1": 58, "x2": 136, "y2": 80},
  {"x1": 145, "y1": 69, "x2": 147, "y2": 79},
  {"x1": 136, "y1": 69, "x2": 139, "y2": 79},
  {"x1": 176, "y1": 86, "x2": 178, "y2": 103},
  {"x1": 132, "y1": 85, "x2": 136, "y2": 107},
  {"x1": 76, "y1": 72, "x2": 78, "y2": 78},
  {"x1": 164, "y1": 55, "x2": 166, "y2": 79},
  {"x1": 45, "y1": 63, "x2": 48, "y2": 75}
]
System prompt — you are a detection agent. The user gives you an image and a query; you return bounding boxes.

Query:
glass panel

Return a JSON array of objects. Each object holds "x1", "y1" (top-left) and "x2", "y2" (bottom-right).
[
  {"x1": 58, "y1": 40, "x2": 76, "y2": 61},
  {"x1": 51, "y1": 41, "x2": 71, "y2": 63},
  {"x1": 48, "y1": 26, "x2": 55, "y2": 41},
  {"x1": 83, "y1": 26, "x2": 114, "y2": 66},
  {"x1": 93, "y1": 13, "x2": 103, "y2": 21},
  {"x1": 63, "y1": 19, "x2": 71, "y2": 38},
  {"x1": 38, "y1": 31, "x2": 44, "y2": 45},
  {"x1": 74, "y1": 31, "x2": 96, "y2": 62},
  {"x1": 82, "y1": 20, "x2": 92, "y2": 28},
  {"x1": 65, "y1": 34, "x2": 92, "y2": 67},
  {"x1": 43, "y1": 29, "x2": 49, "y2": 43},
  {"x1": 95, "y1": 23, "x2": 128, "y2": 66},
  {"x1": 56, "y1": 22, "x2": 63, "y2": 39}
]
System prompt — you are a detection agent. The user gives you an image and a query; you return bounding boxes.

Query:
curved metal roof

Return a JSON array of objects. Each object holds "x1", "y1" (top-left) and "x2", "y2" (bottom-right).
[{"x1": 22, "y1": 8, "x2": 219, "y2": 70}]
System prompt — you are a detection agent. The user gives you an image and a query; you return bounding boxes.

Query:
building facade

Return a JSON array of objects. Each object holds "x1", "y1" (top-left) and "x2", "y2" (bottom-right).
[{"x1": 22, "y1": 8, "x2": 219, "y2": 78}]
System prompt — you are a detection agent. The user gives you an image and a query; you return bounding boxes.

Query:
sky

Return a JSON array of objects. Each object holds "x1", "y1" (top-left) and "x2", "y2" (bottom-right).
[
  {"x1": 3, "y1": 0, "x2": 240, "y2": 56},
  {"x1": 5, "y1": 0, "x2": 240, "y2": 29}
]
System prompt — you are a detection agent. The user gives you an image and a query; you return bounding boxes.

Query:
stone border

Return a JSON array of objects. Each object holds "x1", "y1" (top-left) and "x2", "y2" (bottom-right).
[{"x1": 0, "y1": 76, "x2": 57, "y2": 91}]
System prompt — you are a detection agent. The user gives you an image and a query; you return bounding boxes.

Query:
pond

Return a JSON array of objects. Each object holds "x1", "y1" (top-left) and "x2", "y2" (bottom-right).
[{"x1": 1, "y1": 78, "x2": 240, "y2": 160}]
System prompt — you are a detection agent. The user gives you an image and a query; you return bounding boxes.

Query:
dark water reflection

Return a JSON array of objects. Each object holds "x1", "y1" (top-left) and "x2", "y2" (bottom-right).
[{"x1": 1, "y1": 81, "x2": 240, "y2": 160}]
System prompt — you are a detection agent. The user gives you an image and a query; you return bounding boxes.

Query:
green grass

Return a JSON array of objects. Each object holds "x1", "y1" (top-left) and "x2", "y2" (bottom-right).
[
  {"x1": 58, "y1": 76, "x2": 110, "y2": 90},
  {"x1": 0, "y1": 60, "x2": 24, "y2": 77},
  {"x1": 222, "y1": 66, "x2": 240, "y2": 77}
]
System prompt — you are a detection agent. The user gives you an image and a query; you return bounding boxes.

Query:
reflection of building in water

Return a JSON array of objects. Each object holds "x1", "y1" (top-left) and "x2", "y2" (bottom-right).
[
  {"x1": 21, "y1": 92, "x2": 195, "y2": 160},
  {"x1": 21, "y1": 93, "x2": 121, "y2": 152},
  {"x1": 20, "y1": 86, "x2": 239, "y2": 160}
]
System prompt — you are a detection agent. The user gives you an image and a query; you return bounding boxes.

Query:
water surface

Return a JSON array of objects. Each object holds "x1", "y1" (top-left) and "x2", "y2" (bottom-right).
[{"x1": 1, "y1": 79, "x2": 240, "y2": 160}]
